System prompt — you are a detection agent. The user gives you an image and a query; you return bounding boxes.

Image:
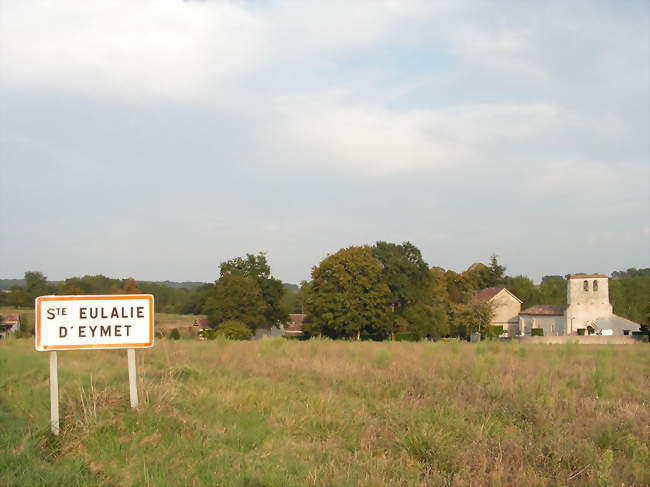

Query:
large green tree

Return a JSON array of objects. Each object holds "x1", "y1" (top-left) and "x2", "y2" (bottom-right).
[
  {"x1": 372, "y1": 241, "x2": 448, "y2": 339},
  {"x1": 205, "y1": 274, "x2": 267, "y2": 331},
  {"x1": 305, "y1": 246, "x2": 392, "y2": 340},
  {"x1": 373, "y1": 241, "x2": 431, "y2": 312},
  {"x1": 219, "y1": 253, "x2": 288, "y2": 326}
]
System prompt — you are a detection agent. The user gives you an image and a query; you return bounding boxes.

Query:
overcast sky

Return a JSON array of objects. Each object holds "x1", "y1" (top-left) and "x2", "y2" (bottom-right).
[{"x1": 1, "y1": 0, "x2": 648, "y2": 284}]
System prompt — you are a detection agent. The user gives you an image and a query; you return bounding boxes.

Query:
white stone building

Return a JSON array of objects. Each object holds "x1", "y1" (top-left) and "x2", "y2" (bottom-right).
[
  {"x1": 518, "y1": 305, "x2": 565, "y2": 336},
  {"x1": 473, "y1": 287, "x2": 522, "y2": 336},
  {"x1": 516, "y1": 274, "x2": 641, "y2": 336},
  {"x1": 563, "y1": 274, "x2": 640, "y2": 335}
]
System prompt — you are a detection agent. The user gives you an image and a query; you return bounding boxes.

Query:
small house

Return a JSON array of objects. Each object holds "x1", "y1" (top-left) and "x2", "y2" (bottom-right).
[{"x1": 0, "y1": 314, "x2": 20, "y2": 338}]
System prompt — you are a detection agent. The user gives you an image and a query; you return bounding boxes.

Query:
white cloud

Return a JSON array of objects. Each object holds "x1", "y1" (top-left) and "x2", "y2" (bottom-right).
[{"x1": 0, "y1": 0, "x2": 266, "y2": 100}]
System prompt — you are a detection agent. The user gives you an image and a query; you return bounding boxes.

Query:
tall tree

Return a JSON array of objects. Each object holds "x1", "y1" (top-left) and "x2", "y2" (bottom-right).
[
  {"x1": 449, "y1": 301, "x2": 494, "y2": 338},
  {"x1": 219, "y1": 253, "x2": 288, "y2": 326},
  {"x1": 505, "y1": 275, "x2": 537, "y2": 307},
  {"x1": 305, "y1": 246, "x2": 392, "y2": 339},
  {"x1": 204, "y1": 274, "x2": 267, "y2": 331},
  {"x1": 488, "y1": 254, "x2": 507, "y2": 287},
  {"x1": 373, "y1": 241, "x2": 431, "y2": 312}
]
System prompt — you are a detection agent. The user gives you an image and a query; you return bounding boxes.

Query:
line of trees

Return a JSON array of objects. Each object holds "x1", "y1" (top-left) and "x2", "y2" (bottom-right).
[{"x1": 2, "y1": 248, "x2": 648, "y2": 339}]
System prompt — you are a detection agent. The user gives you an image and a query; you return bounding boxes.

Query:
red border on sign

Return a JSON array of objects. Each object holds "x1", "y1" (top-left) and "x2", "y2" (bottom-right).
[{"x1": 35, "y1": 295, "x2": 154, "y2": 351}]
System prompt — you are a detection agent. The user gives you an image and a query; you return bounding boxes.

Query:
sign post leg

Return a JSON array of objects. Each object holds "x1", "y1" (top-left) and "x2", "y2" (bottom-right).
[
  {"x1": 49, "y1": 351, "x2": 59, "y2": 435},
  {"x1": 127, "y1": 349, "x2": 138, "y2": 409}
]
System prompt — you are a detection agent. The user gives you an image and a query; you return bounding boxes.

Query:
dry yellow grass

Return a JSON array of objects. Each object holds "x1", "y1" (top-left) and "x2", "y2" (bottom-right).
[{"x1": 1, "y1": 338, "x2": 649, "y2": 486}]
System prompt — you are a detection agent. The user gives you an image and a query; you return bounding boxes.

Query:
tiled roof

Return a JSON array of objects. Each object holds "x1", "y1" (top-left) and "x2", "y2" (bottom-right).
[
  {"x1": 288, "y1": 314, "x2": 305, "y2": 325},
  {"x1": 193, "y1": 318, "x2": 210, "y2": 328},
  {"x1": 520, "y1": 305, "x2": 565, "y2": 316},
  {"x1": 568, "y1": 274, "x2": 608, "y2": 279},
  {"x1": 473, "y1": 288, "x2": 505, "y2": 302},
  {"x1": 285, "y1": 314, "x2": 305, "y2": 335}
]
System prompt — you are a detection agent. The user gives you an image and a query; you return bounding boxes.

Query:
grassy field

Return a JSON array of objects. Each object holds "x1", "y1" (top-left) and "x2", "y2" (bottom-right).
[{"x1": 1, "y1": 338, "x2": 648, "y2": 486}]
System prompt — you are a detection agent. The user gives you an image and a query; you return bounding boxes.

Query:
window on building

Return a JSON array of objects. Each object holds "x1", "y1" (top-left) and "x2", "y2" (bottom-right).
[
  {"x1": 593, "y1": 280, "x2": 598, "y2": 292},
  {"x1": 583, "y1": 280, "x2": 589, "y2": 291},
  {"x1": 623, "y1": 330, "x2": 630, "y2": 336}
]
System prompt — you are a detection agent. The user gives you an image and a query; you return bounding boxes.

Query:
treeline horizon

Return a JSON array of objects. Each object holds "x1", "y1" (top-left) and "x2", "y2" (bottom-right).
[
  {"x1": 2, "y1": 244, "x2": 648, "y2": 338},
  {"x1": 3, "y1": 266, "x2": 648, "y2": 292}
]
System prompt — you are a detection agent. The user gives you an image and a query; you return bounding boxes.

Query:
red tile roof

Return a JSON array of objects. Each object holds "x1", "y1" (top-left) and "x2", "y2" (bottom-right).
[
  {"x1": 288, "y1": 314, "x2": 305, "y2": 325},
  {"x1": 473, "y1": 288, "x2": 505, "y2": 302},
  {"x1": 568, "y1": 274, "x2": 608, "y2": 279},
  {"x1": 520, "y1": 305, "x2": 565, "y2": 316},
  {"x1": 285, "y1": 314, "x2": 305, "y2": 335}
]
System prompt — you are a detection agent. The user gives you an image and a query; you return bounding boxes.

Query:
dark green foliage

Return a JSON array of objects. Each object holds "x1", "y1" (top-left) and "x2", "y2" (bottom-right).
[
  {"x1": 138, "y1": 281, "x2": 189, "y2": 313},
  {"x1": 305, "y1": 246, "x2": 392, "y2": 339},
  {"x1": 488, "y1": 254, "x2": 507, "y2": 287},
  {"x1": 462, "y1": 263, "x2": 493, "y2": 291},
  {"x1": 4, "y1": 271, "x2": 55, "y2": 307},
  {"x1": 443, "y1": 270, "x2": 473, "y2": 304},
  {"x1": 448, "y1": 301, "x2": 494, "y2": 338},
  {"x1": 484, "y1": 325, "x2": 504, "y2": 339},
  {"x1": 373, "y1": 241, "x2": 430, "y2": 310},
  {"x1": 216, "y1": 320, "x2": 253, "y2": 340},
  {"x1": 18, "y1": 313, "x2": 33, "y2": 336},
  {"x1": 181, "y1": 283, "x2": 214, "y2": 314},
  {"x1": 531, "y1": 328, "x2": 544, "y2": 336},
  {"x1": 502, "y1": 275, "x2": 567, "y2": 310},
  {"x1": 504, "y1": 275, "x2": 536, "y2": 305},
  {"x1": 394, "y1": 332, "x2": 418, "y2": 341},
  {"x1": 169, "y1": 328, "x2": 181, "y2": 340},
  {"x1": 609, "y1": 277, "x2": 650, "y2": 329},
  {"x1": 611, "y1": 268, "x2": 650, "y2": 279},
  {"x1": 219, "y1": 253, "x2": 288, "y2": 326},
  {"x1": 205, "y1": 274, "x2": 267, "y2": 331},
  {"x1": 577, "y1": 328, "x2": 586, "y2": 336},
  {"x1": 373, "y1": 241, "x2": 449, "y2": 339},
  {"x1": 402, "y1": 302, "x2": 449, "y2": 340}
]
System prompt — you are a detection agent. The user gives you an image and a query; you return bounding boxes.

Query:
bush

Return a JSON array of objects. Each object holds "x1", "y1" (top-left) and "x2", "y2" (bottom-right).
[
  {"x1": 531, "y1": 328, "x2": 544, "y2": 336},
  {"x1": 19, "y1": 313, "x2": 34, "y2": 336},
  {"x1": 484, "y1": 325, "x2": 504, "y2": 339},
  {"x1": 577, "y1": 328, "x2": 586, "y2": 336},
  {"x1": 169, "y1": 328, "x2": 181, "y2": 340},
  {"x1": 394, "y1": 332, "x2": 417, "y2": 342},
  {"x1": 216, "y1": 320, "x2": 253, "y2": 340}
]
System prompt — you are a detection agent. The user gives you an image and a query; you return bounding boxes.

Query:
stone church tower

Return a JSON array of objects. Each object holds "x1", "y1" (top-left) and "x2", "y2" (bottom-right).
[{"x1": 565, "y1": 274, "x2": 612, "y2": 334}]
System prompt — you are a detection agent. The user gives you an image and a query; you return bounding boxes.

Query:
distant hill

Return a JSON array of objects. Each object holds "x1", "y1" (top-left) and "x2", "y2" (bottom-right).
[
  {"x1": 0, "y1": 279, "x2": 25, "y2": 290},
  {"x1": 0, "y1": 278, "x2": 208, "y2": 291}
]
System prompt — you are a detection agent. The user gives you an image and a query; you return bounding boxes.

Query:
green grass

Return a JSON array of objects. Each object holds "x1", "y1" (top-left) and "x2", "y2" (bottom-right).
[{"x1": 1, "y1": 339, "x2": 649, "y2": 486}]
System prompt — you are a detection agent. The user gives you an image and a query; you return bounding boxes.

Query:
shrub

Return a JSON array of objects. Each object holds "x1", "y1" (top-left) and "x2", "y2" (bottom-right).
[
  {"x1": 19, "y1": 313, "x2": 34, "y2": 335},
  {"x1": 216, "y1": 320, "x2": 253, "y2": 340},
  {"x1": 531, "y1": 328, "x2": 544, "y2": 336},
  {"x1": 484, "y1": 325, "x2": 504, "y2": 339},
  {"x1": 577, "y1": 328, "x2": 586, "y2": 336},
  {"x1": 169, "y1": 328, "x2": 181, "y2": 340},
  {"x1": 394, "y1": 332, "x2": 417, "y2": 342}
]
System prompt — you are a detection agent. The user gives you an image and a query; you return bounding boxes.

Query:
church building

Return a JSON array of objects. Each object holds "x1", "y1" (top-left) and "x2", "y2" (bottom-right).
[{"x1": 476, "y1": 274, "x2": 641, "y2": 337}]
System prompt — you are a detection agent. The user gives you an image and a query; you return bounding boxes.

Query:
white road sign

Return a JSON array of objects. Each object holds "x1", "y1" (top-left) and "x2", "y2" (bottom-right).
[{"x1": 35, "y1": 295, "x2": 154, "y2": 351}]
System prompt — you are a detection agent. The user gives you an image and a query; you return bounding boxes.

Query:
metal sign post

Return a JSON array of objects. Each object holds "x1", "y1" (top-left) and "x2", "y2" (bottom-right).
[
  {"x1": 127, "y1": 348, "x2": 139, "y2": 409},
  {"x1": 49, "y1": 351, "x2": 59, "y2": 435}
]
